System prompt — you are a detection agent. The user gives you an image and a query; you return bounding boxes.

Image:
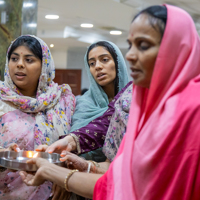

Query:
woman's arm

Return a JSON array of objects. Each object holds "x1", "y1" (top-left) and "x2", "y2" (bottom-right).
[
  {"x1": 60, "y1": 151, "x2": 110, "y2": 174},
  {"x1": 19, "y1": 158, "x2": 102, "y2": 199},
  {"x1": 97, "y1": 159, "x2": 110, "y2": 173}
]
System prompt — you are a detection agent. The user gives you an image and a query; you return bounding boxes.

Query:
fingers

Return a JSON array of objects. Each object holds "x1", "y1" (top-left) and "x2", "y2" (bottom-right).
[
  {"x1": 26, "y1": 158, "x2": 49, "y2": 169},
  {"x1": 60, "y1": 150, "x2": 73, "y2": 157},
  {"x1": 20, "y1": 169, "x2": 45, "y2": 186},
  {"x1": 35, "y1": 145, "x2": 48, "y2": 152},
  {"x1": 46, "y1": 142, "x2": 60, "y2": 154},
  {"x1": 51, "y1": 183, "x2": 56, "y2": 197},
  {"x1": 60, "y1": 150, "x2": 67, "y2": 157},
  {"x1": 52, "y1": 185, "x2": 61, "y2": 200},
  {"x1": 46, "y1": 137, "x2": 71, "y2": 154},
  {"x1": 52, "y1": 185, "x2": 70, "y2": 200},
  {"x1": 19, "y1": 171, "x2": 27, "y2": 181},
  {"x1": 60, "y1": 152, "x2": 76, "y2": 162},
  {"x1": 7, "y1": 143, "x2": 20, "y2": 152},
  {"x1": 26, "y1": 158, "x2": 37, "y2": 164},
  {"x1": 19, "y1": 171, "x2": 35, "y2": 186}
]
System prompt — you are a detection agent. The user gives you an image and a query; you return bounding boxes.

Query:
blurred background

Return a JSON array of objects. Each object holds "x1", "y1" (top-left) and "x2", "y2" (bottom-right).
[{"x1": 1, "y1": 0, "x2": 200, "y2": 95}]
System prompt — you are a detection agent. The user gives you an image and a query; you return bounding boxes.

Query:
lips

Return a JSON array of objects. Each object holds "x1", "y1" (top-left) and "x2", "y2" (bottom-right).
[
  {"x1": 130, "y1": 67, "x2": 142, "y2": 73},
  {"x1": 130, "y1": 67, "x2": 142, "y2": 79},
  {"x1": 97, "y1": 73, "x2": 105, "y2": 78},
  {"x1": 15, "y1": 72, "x2": 26, "y2": 80},
  {"x1": 15, "y1": 72, "x2": 26, "y2": 76}
]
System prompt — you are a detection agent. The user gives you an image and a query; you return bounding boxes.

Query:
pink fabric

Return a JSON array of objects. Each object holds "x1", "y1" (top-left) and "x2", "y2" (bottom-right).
[
  {"x1": 94, "y1": 5, "x2": 200, "y2": 200},
  {"x1": 0, "y1": 109, "x2": 52, "y2": 199}
]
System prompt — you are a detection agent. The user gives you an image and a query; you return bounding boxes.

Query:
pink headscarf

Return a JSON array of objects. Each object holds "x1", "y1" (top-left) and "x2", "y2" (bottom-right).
[{"x1": 94, "y1": 4, "x2": 200, "y2": 200}]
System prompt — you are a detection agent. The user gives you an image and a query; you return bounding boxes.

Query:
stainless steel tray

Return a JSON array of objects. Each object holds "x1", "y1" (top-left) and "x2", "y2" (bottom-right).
[{"x1": 0, "y1": 151, "x2": 64, "y2": 171}]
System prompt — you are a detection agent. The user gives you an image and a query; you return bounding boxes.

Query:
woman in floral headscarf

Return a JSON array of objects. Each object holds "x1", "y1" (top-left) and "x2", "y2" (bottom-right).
[{"x1": 0, "y1": 35, "x2": 75, "y2": 199}]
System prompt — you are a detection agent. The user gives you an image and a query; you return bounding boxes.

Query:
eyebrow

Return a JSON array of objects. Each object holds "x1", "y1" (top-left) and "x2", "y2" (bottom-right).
[
  {"x1": 88, "y1": 53, "x2": 110, "y2": 61},
  {"x1": 11, "y1": 52, "x2": 36, "y2": 57}
]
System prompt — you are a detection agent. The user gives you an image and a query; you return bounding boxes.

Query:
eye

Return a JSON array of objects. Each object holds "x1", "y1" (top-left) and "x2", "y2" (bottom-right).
[
  {"x1": 11, "y1": 57, "x2": 18, "y2": 62},
  {"x1": 139, "y1": 41, "x2": 150, "y2": 50},
  {"x1": 89, "y1": 61, "x2": 95, "y2": 67},
  {"x1": 26, "y1": 59, "x2": 33, "y2": 63},
  {"x1": 102, "y1": 58, "x2": 109, "y2": 62}
]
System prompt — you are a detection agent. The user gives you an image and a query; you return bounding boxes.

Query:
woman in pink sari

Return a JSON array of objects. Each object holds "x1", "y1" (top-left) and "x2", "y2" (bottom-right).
[
  {"x1": 20, "y1": 4, "x2": 200, "y2": 200},
  {"x1": 94, "y1": 4, "x2": 200, "y2": 200}
]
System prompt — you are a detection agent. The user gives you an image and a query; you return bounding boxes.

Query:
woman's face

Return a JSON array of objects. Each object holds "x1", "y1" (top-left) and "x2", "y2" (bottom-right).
[
  {"x1": 88, "y1": 46, "x2": 116, "y2": 87},
  {"x1": 126, "y1": 14, "x2": 162, "y2": 88},
  {"x1": 8, "y1": 45, "x2": 42, "y2": 96}
]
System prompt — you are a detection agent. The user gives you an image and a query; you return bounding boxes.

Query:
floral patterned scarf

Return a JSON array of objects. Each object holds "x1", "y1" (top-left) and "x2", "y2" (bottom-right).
[
  {"x1": 0, "y1": 35, "x2": 75, "y2": 146},
  {"x1": 103, "y1": 83, "x2": 132, "y2": 161}
]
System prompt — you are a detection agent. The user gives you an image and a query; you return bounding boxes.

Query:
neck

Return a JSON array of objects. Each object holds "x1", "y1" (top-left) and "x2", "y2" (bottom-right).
[
  {"x1": 102, "y1": 82, "x2": 115, "y2": 102},
  {"x1": 18, "y1": 88, "x2": 36, "y2": 97}
]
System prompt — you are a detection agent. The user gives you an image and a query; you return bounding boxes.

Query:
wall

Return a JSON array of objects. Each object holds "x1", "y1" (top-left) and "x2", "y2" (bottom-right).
[
  {"x1": 51, "y1": 49, "x2": 67, "y2": 69},
  {"x1": 67, "y1": 47, "x2": 90, "y2": 90}
]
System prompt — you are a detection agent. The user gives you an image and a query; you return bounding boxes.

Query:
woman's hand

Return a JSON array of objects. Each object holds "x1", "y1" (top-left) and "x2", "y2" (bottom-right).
[
  {"x1": 60, "y1": 151, "x2": 88, "y2": 172},
  {"x1": 19, "y1": 158, "x2": 51, "y2": 186},
  {"x1": 45, "y1": 136, "x2": 77, "y2": 155},
  {"x1": 51, "y1": 184, "x2": 71, "y2": 200},
  {"x1": 35, "y1": 144, "x2": 48, "y2": 152},
  {"x1": 6, "y1": 143, "x2": 20, "y2": 152}
]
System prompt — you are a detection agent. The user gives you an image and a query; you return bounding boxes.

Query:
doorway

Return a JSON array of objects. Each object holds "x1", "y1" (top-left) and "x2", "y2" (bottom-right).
[{"x1": 54, "y1": 69, "x2": 81, "y2": 96}]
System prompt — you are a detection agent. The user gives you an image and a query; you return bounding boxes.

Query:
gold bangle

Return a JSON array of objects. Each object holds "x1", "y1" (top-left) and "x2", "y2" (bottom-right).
[
  {"x1": 89, "y1": 160, "x2": 100, "y2": 167},
  {"x1": 70, "y1": 133, "x2": 81, "y2": 154},
  {"x1": 64, "y1": 169, "x2": 79, "y2": 192}
]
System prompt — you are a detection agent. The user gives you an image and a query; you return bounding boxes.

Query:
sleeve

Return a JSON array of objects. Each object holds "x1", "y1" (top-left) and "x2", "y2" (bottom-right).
[{"x1": 70, "y1": 106, "x2": 113, "y2": 154}]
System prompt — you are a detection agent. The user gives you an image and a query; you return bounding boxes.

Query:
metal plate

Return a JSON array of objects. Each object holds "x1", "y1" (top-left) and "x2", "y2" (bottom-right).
[{"x1": 0, "y1": 151, "x2": 64, "y2": 171}]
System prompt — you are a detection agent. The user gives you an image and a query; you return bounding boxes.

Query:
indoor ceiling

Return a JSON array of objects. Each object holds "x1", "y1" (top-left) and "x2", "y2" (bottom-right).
[{"x1": 37, "y1": 0, "x2": 200, "y2": 51}]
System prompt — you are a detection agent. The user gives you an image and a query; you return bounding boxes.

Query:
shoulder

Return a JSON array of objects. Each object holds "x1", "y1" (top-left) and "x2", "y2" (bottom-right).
[
  {"x1": 173, "y1": 78, "x2": 200, "y2": 121},
  {"x1": 0, "y1": 100, "x2": 16, "y2": 117}
]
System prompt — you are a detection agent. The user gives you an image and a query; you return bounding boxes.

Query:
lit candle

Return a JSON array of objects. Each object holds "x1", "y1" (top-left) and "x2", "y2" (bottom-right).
[{"x1": 28, "y1": 151, "x2": 33, "y2": 158}]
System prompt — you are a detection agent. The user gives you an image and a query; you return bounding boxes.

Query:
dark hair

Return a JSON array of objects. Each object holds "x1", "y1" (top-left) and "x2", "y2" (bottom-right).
[
  {"x1": 133, "y1": 5, "x2": 167, "y2": 38},
  {"x1": 8, "y1": 36, "x2": 42, "y2": 62},
  {"x1": 81, "y1": 88, "x2": 88, "y2": 95},
  {"x1": 87, "y1": 41, "x2": 119, "y2": 95}
]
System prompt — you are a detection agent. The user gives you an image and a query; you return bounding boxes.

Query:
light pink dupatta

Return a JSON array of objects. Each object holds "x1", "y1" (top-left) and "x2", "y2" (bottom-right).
[{"x1": 94, "y1": 4, "x2": 200, "y2": 200}]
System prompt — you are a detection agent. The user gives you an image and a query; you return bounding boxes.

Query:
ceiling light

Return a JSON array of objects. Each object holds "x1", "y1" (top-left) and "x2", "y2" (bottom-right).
[
  {"x1": 110, "y1": 30, "x2": 122, "y2": 35},
  {"x1": 23, "y1": 3, "x2": 33, "y2": 7},
  {"x1": 0, "y1": 1, "x2": 5, "y2": 5},
  {"x1": 27, "y1": 23, "x2": 37, "y2": 27},
  {"x1": 45, "y1": 15, "x2": 59, "y2": 19},
  {"x1": 80, "y1": 23, "x2": 93, "y2": 28},
  {"x1": 50, "y1": 44, "x2": 54, "y2": 48}
]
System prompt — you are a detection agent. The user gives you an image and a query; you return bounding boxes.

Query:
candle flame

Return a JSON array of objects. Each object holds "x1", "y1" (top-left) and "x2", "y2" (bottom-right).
[
  {"x1": 28, "y1": 152, "x2": 33, "y2": 158},
  {"x1": 33, "y1": 152, "x2": 38, "y2": 158}
]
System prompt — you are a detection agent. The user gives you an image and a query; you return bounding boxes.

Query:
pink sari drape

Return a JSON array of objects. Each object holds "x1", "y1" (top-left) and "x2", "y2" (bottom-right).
[{"x1": 94, "y1": 4, "x2": 200, "y2": 200}]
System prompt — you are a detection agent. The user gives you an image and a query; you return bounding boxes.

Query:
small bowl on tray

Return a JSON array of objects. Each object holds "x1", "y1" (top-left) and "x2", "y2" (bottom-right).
[{"x1": 0, "y1": 151, "x2": 64, "y2": 171}]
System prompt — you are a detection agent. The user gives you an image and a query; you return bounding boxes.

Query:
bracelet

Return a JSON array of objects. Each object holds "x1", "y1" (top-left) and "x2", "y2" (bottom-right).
[
  {"x1": 87, "y1": 162, "x2": 91, "y2": 173},
  {"x1": 64, "y1": 169, "x2": 79, "y2": 192},
  {"x1": 70, "y1": 133, "x2": 81, "y2": 154},
  {"x1": 92, "y1": 164, "x2": 97, "y2": 173},
  {"x1": 89, "y1": 160, "x2": 100, "y2": 167}
]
